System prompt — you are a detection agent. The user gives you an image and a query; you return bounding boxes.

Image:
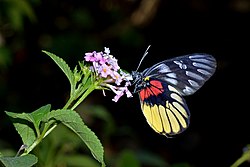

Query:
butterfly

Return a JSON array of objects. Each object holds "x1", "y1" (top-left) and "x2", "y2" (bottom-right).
[{"x1": 131, "y1": 46, "x2": 217, "y2": 137}]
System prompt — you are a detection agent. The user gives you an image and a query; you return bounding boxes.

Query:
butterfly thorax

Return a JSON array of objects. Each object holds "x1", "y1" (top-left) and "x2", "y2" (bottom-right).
[{"x1": 131, "y1": 71, "x2": 151, "y2": 93}]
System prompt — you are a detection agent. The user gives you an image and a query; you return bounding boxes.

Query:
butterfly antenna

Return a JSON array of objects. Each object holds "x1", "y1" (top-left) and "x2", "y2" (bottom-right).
[{"x1": 135, "y1": 45, "x2": 151, "y2": 72}]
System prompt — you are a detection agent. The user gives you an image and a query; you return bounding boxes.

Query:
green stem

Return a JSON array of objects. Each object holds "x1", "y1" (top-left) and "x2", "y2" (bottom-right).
[
  {"x1": 63, "y1": 96, "x2": 75, "y2": 109},
  {"x1": 231, "y1": 148, "x2": 250, "y2": 167},
  {"x1": 22, "y1": 120, "x2": 56, "y2": 155},
  {"x1": 71, "y1": 84, "x2": 96, "y2": 110},
  {"x1": 63, "y1": 72, "x2": 91, "y2": 109},
  {"x1": 22, "y1": 139, "x2": 40, "y2": 156},
  {"x1": 43, "y1": 123, "x2": 57, "y2": 138}
]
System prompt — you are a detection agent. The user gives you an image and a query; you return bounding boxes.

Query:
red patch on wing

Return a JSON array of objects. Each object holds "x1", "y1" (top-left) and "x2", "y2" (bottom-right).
[
  {"x1": 139, "y1": 80, "x2": 164, "y2": 101},
  {"x1": 150, "y1": 80, "x2": 163, "y2": 90}
]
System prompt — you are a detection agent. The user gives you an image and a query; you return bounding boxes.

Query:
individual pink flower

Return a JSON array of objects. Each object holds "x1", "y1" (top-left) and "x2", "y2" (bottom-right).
[
  {"x1": 111, "y1": 87, "x2": 133, "y2": 102},
  {"x1": 107, "y1": 56, "x2": 120, "y2": 71},
  {"x1": 111, "y1": 71, "x2": 122, "y2": 85},
  {"x1": 85, "y1": 51, "x2": 97, "y2": 62},
  {"x1": 95, "y1": 52, "x2": 107, "y2": 64},
  {"x1": 97, "y1": 64, "x2": 112, "y2": 78}
]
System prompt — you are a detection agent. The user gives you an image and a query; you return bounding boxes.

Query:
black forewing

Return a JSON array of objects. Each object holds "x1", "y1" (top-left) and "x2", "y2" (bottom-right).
[{"x1": 141, "y1": 53, "x2": 217, "y2": 96}]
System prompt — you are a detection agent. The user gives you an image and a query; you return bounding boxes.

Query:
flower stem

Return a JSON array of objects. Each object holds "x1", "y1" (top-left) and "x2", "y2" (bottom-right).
[
  {"x1": 63, "y1": 96, "x2": 75, "y2": 109},
  {"x1": 71, "y1": 84, "x2": 96, "y2": 110},
  {"x1": 22, "y1": 120, "x2": 55, "y2": 155}
]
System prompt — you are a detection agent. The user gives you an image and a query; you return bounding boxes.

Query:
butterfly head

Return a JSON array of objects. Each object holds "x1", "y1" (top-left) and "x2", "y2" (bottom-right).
[{"x1": 131, "y1": 70, "x2": 141, "y2": 84}]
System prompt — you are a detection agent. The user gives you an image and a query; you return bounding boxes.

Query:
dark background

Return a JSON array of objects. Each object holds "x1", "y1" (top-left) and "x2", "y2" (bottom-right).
[{"x1": 0, "y1": 0, "x2": 249, "y2": 166}]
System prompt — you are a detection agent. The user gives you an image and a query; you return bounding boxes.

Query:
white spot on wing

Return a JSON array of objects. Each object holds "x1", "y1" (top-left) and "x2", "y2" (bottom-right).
[
  {"x1": 183, "y1": 86, "x2": 194, "y2": 94},
  {"x1": 188, "y1": 79, "x2": 199, "y2": 87},
  {"x1": 189, "y1": 55, "x2": 206, "y2": 59},
  {"x1": 156, "y1": 64, "x2": 171, "y2": 73},
  {"x1": 193, "y1": 62, "x2": 213, "y2": 70},
  {"x1": 174, "y1": 60, "x2": 187, "y2": 69},
  {"x1": 165, "y1": 78, "x2": 178, "y2": 85},
  {"x1": 186, "y1": 71, "x2": 204, "y2": 80},
  {"x1": 191, "y1": 58, "x2": 213, "y2": 64},
  {"x1": 166, "y1": 72, "x2": 177, "y2": 78},
  {"x1": 197, "y1": 69, "x2": 211, "y2": 75}
]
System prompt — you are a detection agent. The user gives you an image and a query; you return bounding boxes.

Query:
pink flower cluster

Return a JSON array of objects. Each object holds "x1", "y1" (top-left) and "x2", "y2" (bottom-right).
[{"x1": 84, "y1": 47, "x2": 133, "y2": 102}]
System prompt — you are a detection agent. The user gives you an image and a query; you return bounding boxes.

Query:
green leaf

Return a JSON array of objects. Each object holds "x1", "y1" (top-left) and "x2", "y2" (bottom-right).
[
  {"x1": 46, "y1": 109, "x2": 105, "y2": 166},
  {"x1": 42, "y1": 50, "x2": 75, "y2": 95},
  {"x1": 5, "y1": 104, "x2": 51, "y2": 147},
  {"x1": 0, "y1": 154, "x2": 38, "y2": 167},
  {"x1": 5, "y1": 111, "x2": 36, "y2": 147},
  {"x1": 30, "y1": 104, "x2": 51, "y2": 130}
]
